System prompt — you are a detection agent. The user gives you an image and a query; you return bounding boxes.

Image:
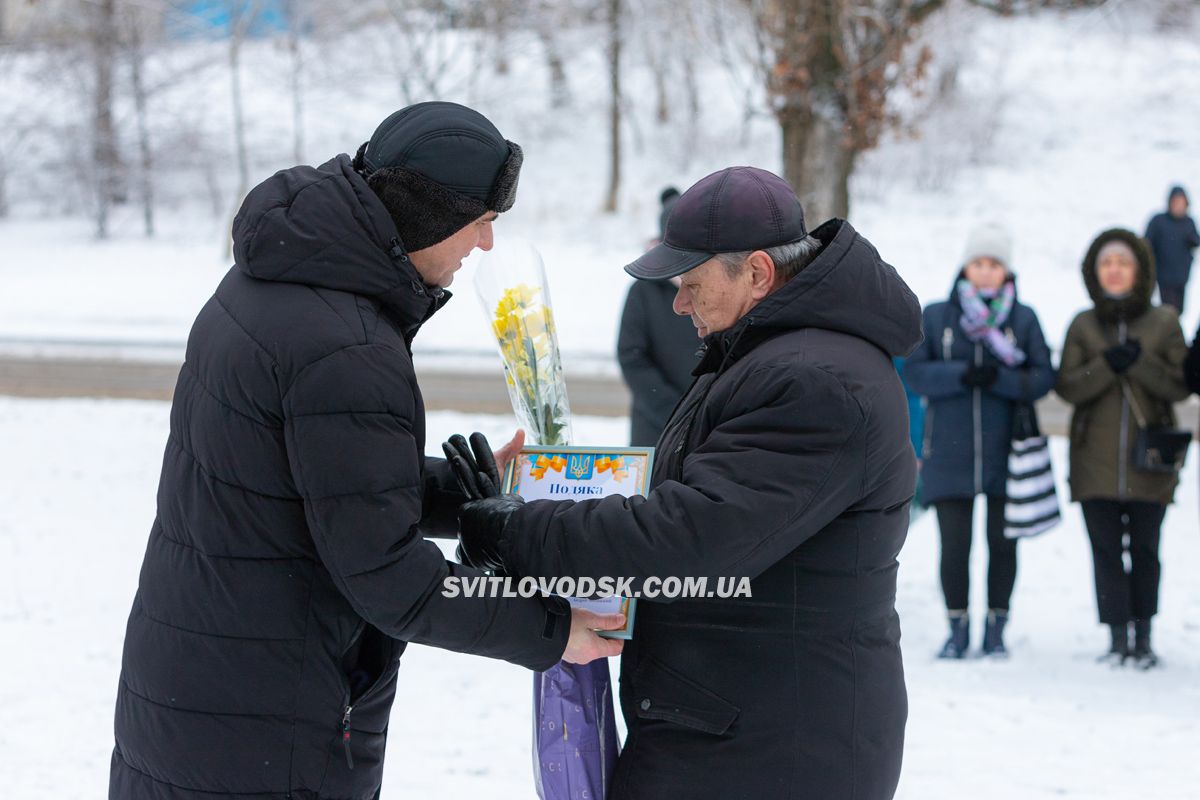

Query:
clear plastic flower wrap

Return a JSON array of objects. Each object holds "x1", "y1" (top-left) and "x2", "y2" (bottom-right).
[{"x1": 475, "y1": 237, "x2": 572, "y2": 447}]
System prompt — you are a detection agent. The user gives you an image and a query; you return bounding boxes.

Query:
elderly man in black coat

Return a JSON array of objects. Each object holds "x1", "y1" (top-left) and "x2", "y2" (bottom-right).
[
  {"x1": 108, "y1": 102, "x2": 622, "y2": 800},
  {"x1": 456, "y1": 167, "x2": 923, "y2": 799}
]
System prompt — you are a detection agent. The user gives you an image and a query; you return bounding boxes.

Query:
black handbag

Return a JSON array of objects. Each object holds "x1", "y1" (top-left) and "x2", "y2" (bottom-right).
[{"x1": 1121, "y1": 381, "x2": 1192, "y2": 475}]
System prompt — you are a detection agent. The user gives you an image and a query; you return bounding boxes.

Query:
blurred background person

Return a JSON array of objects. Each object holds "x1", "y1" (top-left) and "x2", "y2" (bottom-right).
[
  {"x1": 617, "y1": 186, "x2": 701, "y2": 446},
  {"x1": 904, "y1": 222, "x2": 1054, "y2": 659},
  {"x1": 1182, "y1": 316, "x2": 1200, "y2": 443},
  {"x1": 1145, "y1": 185, "x2": 1200, "y2": 314},
  {"x1": 1056, "y1": 229, "x2": 1189, "y2": 670}
]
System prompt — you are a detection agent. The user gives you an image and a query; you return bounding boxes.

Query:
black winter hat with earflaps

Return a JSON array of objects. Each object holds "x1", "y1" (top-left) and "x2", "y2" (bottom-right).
[{"x1": 352, "y1": 102, "x2": 523, "y2": 252}]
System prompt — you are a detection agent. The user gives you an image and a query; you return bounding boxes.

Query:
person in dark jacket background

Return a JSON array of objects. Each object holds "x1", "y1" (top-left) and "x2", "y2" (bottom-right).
[
  {"x1": 894, "y1": 356, "x2": 927, "y2": 519},
  {"x1": 903, "y1": 223, "x2": 1055, "y2": 659},
  {"x1": 1183, "y1": 312, "x2": 1200, "y2": 429},
  {"x1": 618, "y1": 186, "x2": 701, "y2": 445},
  {"x1": 1145, "y1": 185, "x2": 1200, "y2": 313},
  {"x1": 453, "y1": 166, "x2": 923, "y2": 800},
  {"x1": 108, "y1": 102, "x2": 621, "y2": 800},
  {"x1": 1056, "y1": 228, "x2": 1188, "y2": 670}
]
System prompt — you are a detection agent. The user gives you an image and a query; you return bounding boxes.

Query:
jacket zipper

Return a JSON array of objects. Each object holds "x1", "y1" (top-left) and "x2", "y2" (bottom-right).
[
  {"x1": 336, "y1": 621, "x2": 367, "y2": 772},
  {"x1": 922, "y1": 406, "x2": 935, "y2": 459},
  {"x1": 973, "y1": 342, "x2": 983, "y2": 496},
  {"x1": 341, "y1": 704, "x2": 355, "y2": 770},
  {"x1": 926, "y1": 327, "x2": 954, "y2": 460},
  {"x1": 1117, "y1": 320, "x2": 1129, "y2": 498},
  {"x1": 667, "y1": 323, "x2": 753, "y2": 478}
]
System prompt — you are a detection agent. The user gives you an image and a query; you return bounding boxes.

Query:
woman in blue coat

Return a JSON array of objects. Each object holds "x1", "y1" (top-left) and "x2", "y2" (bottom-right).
[{"x1": 904, "y1": 223, "x2": 1055, "y2": 658}]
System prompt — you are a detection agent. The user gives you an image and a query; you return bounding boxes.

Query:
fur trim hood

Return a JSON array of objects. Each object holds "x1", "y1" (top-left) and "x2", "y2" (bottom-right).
[{"x1": 1081, "y1": 228, "x2": 1155, "y2": 324}]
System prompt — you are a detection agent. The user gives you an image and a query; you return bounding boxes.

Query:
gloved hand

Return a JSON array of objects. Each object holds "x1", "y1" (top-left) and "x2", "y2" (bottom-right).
[
  {"x1": 961, "y1": 363, "x2": 999, "y2": 389},
  {"x1": 442, "y1": 432, "x2": 502, "y2": 500},
  {"x1": 1104, "y1": 340, "x2": 1142, "y2": 374},
  {"x1": 457, "y1": 495, "x2": 525, "y2": 572}
]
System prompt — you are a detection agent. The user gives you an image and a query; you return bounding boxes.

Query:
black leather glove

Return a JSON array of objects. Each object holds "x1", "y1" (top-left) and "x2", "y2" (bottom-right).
[
  {"x1": 1104, "y1": 340, "x2": 1141, "y2": 374},
  {"x1": 457, "y1": 495, "x2": 525, "y2": 572},
  {"x1": 442, "y1": 432, "x2": 502, "y2": 500},
  {"x1": 960, "y1": 363, "x2": 999, "y2": 389}
]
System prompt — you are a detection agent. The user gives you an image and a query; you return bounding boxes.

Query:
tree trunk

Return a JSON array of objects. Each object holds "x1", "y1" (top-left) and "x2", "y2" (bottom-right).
[
  {"x1": 643, "y1": 27, "x2": 668, "y2": 125},
  {"x1": 682, "y1": 50, "x2": 700, "y2": 123},
  {"x1": 491, "y1": 3, "x2": 510, "y2": 76},
  {"x1": 289, "y1": 19, "x2": 305, "y2": 164},
  {"x1": 203, "y1": 160, "x2": 222, "y2": 219},
  {"x1": 230, "y1": 44, "x2": 249, "y2": 203},
  {"x1": 771, "y1": 0, "x2": 852, "y2": 223},
  {"x1": 603, "y1": 0, "x2": 621, "y2": 213},
  {"x1": 129, "y1": 12, "x2": 155, "y2": 237},
  {"x1": 93, "y1": 0, "x2": 121, "y2": 239},
  {"x1": 227, "y1": 4, "x2": 257, "y2": 256},
  {"x1": 779, "y1": 100, "x2": 853, "y2": 224},
  {"x1": 536, "y1": 26, "x2": 569, "y2": 109}
]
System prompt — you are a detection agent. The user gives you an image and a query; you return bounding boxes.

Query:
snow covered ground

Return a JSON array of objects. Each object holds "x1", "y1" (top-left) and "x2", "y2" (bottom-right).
[{"x1": 2, "y1": 397, "x2": 1198, "y2": 799}]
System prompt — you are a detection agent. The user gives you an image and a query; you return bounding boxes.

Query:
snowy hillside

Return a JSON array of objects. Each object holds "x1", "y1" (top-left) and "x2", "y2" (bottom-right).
[{"x1": 2, "y1": 3, "x2": 1198, "y2": 360}]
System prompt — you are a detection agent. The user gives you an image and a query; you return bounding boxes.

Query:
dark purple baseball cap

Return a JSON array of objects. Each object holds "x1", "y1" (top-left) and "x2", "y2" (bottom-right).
[{"x1": 626, "y1": 166, "x2": 807, "y2": 280}]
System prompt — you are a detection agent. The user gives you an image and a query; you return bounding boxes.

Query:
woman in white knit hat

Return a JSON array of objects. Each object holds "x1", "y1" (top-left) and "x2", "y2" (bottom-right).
[{"x1": 904, "y1": 222, "x2": 1056, "y2": 659}]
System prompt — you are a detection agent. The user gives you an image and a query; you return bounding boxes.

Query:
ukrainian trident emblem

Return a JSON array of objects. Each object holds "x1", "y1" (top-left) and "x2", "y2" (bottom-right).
[{"x1": 567, "y1": 454, "x2": 595, "y2": 480}]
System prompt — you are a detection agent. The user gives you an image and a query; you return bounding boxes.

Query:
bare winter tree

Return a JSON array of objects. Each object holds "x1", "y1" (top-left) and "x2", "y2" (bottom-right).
[
  {"x1": 377, "y1": 0, "x2": 464, "y2": 104},
  {"x1": 281, "y1": 0, "x2": 309, "y2": 164},
  {"x1": 124, "y1": 2, "x2": 159, "y2": 236},
  {"x1": 92, "y1": 0, "x2": 123, "y2": 238},
  {"x1": 631, "y1": 0, "x2": 671, "y2": 124},
  {"x1": 0, "y1": 36, "x2": 22, "y2": 217},
  {"x1": 227, "y1": 0, "x2": 263, "y2": 216},
  {"x1": 747, "y1": 0, "x2": 1107, "y2": 223},
  {"x1": 122, "y1": 2, "x2": 222, "y2": 234},
  {"x1": 603, "y1": 0, "x2": 622, "y2": 212},
  {"x1": 530, "y1": 0, "x2": 572, "y2": 109}
]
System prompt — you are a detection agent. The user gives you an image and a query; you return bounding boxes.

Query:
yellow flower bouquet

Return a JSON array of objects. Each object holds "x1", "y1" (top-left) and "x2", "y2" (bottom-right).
[
  {"x1": 475, "y1": 239, "x2": 616, "y2": 800},
  {"x1": 475, "y1": 239, "x2": 572, "y2": 446}
]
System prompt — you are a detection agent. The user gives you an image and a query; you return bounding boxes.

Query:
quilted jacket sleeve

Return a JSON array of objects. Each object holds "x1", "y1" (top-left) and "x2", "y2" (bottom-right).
[{"x1": 283, "y1": 343, "x2": 568, "y2": 671}]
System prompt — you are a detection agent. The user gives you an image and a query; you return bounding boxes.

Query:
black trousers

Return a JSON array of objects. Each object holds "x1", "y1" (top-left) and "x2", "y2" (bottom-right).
[
  {"x1": 1080, "y1": 499, "x2": 1166, "y2": 625},
  {"x1": 934, "y1": 496, "x2": 1018, "y2": 611},
  {"x1": 1158, "y1": 282, "x2": 1185, "y2": 315}
]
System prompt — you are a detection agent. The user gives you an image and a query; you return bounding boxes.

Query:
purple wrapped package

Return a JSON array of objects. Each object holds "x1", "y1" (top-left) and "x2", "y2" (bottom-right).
[{"x1": 533, "y1": 660, "x2": 619, "y2": 800}]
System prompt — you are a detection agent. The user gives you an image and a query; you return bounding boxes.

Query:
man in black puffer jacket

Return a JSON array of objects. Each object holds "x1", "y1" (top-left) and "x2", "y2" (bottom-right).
[
  {"x1": 457, "y1": 167, "x2": 923, "y2": 799},
  {"x1": 109, "y1": 102, "x2": 621, "y2": 800}
]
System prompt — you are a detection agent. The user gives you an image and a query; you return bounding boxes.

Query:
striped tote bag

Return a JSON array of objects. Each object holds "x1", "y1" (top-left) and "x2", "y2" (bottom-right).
[{"x1": 1004, "y1": 403, "x2": 1061, "y2": 539}]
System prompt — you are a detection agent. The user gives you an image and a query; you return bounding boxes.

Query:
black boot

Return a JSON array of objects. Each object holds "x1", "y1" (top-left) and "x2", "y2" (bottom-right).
[
  {"x1": 982, "y1": 609, "x2": 1009, "y2": 658},
  {"x1": 938, "y1": 611, "x2": 969, "y2": 659},
  {"x1": 1097, "y1": 622, "x2": 1129, "y2": 666},
  {"x1": 1132, "y1": 619, "x2": 1159, "y2": 670}
]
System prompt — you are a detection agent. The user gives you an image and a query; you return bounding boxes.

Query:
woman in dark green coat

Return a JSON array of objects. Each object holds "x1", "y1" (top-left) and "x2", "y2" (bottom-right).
[{"x1": 1056, "y1": 228, "x2": 1189, "y2": 670}]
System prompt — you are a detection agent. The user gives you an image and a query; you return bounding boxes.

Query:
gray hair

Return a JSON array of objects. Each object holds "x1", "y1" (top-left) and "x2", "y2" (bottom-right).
[{"x1": 714, "y1": 235, "x2": 823, "y2": 282}]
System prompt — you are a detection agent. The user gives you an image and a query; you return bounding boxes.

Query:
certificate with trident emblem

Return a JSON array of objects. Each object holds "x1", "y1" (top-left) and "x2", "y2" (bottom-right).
[{"x1": 503, "y1": 445, "x2": 654, "y2": 639}]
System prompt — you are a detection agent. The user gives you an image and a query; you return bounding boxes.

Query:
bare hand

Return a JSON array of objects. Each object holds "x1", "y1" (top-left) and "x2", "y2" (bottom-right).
[
  {"x1": 493, "y1": 429, "x2": 525, "y2": 479},
  {"x1": 562, "y1": 608, "x2": 625, "y2": 665}
]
